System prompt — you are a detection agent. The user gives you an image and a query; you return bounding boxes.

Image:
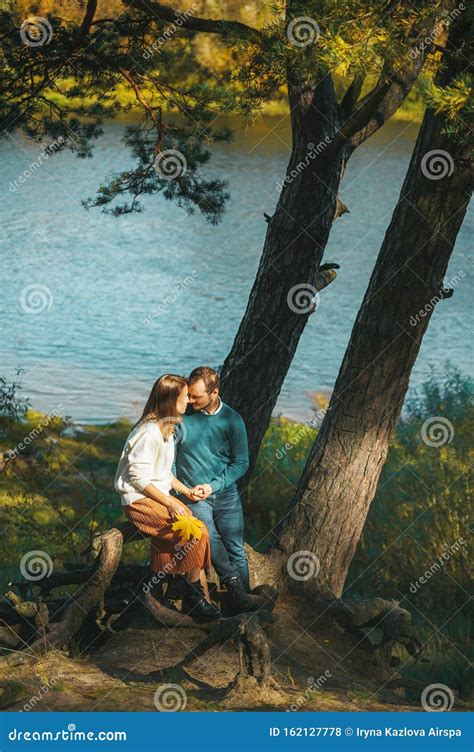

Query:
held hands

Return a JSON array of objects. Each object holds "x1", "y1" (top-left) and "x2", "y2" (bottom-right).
[{"x1": 187, "y1": 483, "x2": 213, "y2": 501}]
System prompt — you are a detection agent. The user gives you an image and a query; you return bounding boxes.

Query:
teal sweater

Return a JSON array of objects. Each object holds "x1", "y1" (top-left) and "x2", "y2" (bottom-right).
[{"x1": 174, "y1": 402, "x2": 249, "y2": 493}]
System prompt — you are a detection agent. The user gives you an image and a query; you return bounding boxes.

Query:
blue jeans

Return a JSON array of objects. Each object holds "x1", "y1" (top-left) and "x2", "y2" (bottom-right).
[{"x1": 180, "y1": 485, "x2": 249, "y2": 590}]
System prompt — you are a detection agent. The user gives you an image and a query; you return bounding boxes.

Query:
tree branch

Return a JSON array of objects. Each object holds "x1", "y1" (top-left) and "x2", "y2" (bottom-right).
[
  {"x1": 349, "y1": 55, "x2": 426, "y2": 148},
  {"x1": 79, "y1": 0, "x2": 98, "y2": 37},
  {"x1": 339, "y1": 73, "x2": 365, "y2": 119},
  {"x1": 122, "y1": 0, "x2": 262, "y2": 41},
  {"x1": 334, "y1": 71, "x2": 392, "y2": 147},
  {"x1": 334, "y1": 17, "x2": 436, "y2": 150}
]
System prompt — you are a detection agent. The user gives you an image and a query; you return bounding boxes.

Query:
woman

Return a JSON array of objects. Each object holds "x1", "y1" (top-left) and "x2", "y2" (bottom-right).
[{"x1": 115, "y1": 373, "x2": 219, "y2": 621}]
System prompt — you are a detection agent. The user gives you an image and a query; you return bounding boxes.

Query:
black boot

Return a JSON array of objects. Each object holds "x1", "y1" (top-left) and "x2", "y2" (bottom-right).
[
  {"x1": 225, "y1": 576, "x2": 254, "y2": 615},
  {"x1": 182, "y1": 579, "x2": 220, "y2": 622}
]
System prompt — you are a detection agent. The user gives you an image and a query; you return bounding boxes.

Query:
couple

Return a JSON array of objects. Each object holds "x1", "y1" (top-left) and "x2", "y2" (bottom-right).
[{"x1": 114, "y1": 366, "x2": 253, "y2": 621}]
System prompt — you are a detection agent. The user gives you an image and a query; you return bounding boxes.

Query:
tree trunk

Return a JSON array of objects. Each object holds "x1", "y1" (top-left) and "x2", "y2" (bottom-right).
[
  {"x1": 220, "y1": 47, "x2": 428, "y2": 474},
  {"x1": 220, "y1": 72, "x2": 343, "y2": 470},
  {"x1": 277, "y1": 17, "x2": 472, "y2": 597}
]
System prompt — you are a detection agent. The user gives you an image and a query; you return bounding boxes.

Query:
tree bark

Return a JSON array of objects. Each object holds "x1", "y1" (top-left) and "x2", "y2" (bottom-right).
[
  {"x1": 220, "y1": 40, "x2": 429, "y2": 474},
  {"x1": 220, "y1": 70, "x2": 343, "y2": 470},
  {"x1": 276, "y1": 16, "x2": 472, "y2": 597}
]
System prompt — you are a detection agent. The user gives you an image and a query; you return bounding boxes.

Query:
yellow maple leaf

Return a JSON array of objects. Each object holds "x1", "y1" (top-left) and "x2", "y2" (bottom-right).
[{"x1": 171, "y1": 514, "x2": 204, "y2": 542}]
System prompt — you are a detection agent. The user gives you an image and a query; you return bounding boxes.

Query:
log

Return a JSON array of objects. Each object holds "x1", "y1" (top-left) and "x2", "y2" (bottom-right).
[
  {"x1": 4, "y1": 528, "x2": 124, "y2": 665},
  {"x1": 9, "y1": 564, "x2": 150, "y2": 594}
]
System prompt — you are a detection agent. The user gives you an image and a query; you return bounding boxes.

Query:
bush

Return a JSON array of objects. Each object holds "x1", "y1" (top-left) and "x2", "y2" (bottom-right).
[{"x1": 244, "y1": 416, "x2": 318, "y2": 548}]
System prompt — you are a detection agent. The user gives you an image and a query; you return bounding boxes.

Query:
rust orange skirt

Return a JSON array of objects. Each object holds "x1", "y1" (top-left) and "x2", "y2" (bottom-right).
[{"x1": 124, "y1": 496, "x2": 211, "y2": 574}]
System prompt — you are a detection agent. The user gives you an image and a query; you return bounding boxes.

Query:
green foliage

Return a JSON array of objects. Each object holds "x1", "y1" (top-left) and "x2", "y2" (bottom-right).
[
  {"x1": 426, "y1": 75, "x2": 473, "y2": 119},
  {"x1": 0, "y1": 369, "x2": 29, "y2": 437},
  {"x1": 244, "y1": 416, "x2": 318, "y2": 547},
  {"x1": 1, "y1": 0, "x2": 450, "y2": 217},
  {"x1": 0, "y1": 378, "x2": 142, "y2": 573}
]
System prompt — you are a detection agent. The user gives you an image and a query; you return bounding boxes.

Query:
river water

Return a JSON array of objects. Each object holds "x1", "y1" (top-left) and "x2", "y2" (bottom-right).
[{"x1": 1, "y1": 117, "x2": 472, "y2": 424}]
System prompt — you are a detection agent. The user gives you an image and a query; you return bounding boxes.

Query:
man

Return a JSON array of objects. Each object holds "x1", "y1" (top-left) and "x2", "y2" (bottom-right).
[{"x1": 174, "y1": 366, "x2": 253, "y2": 614}]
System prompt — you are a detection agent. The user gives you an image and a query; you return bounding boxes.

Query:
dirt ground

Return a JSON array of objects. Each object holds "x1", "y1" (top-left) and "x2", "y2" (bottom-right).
[{"x1": 2, "y1": 598, "x2": 470, "y2": 713}]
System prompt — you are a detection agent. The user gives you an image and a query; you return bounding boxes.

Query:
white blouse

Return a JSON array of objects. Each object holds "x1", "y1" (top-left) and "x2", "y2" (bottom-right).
[{"x1": 114, "y1": 420, "x2": 175, "y2": 506}]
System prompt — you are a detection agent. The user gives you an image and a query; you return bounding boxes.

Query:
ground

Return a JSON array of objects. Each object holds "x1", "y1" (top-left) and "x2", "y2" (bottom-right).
[{"x1": 1, "y1": 598, "x2": 471, "y2": 713}]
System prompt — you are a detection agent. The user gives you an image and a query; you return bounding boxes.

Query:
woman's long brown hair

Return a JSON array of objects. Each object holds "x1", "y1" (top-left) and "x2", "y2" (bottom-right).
[{"x1": 135, "y1": 374, "x2": 188, "y2": 440}]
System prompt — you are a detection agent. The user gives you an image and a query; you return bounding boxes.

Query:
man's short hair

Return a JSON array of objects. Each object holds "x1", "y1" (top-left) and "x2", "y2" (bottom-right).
[{"x1": 188, "y1": 366, "x2": 220, "y2": 393}]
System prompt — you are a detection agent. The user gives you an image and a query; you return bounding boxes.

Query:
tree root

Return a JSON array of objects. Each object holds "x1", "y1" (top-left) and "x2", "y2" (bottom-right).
[
  {"x1": 310, "y1": 594, "x2": 423, "y2": 663},
  {"x1": 1, "y1": 524, "x2": 278, "y2": 675},
  {"x1": 143, "y1": 611, "x2": 279, "y2": 690},
  {"x1": 142, "y1": 593, "x2": 212, "y2": 630}
]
